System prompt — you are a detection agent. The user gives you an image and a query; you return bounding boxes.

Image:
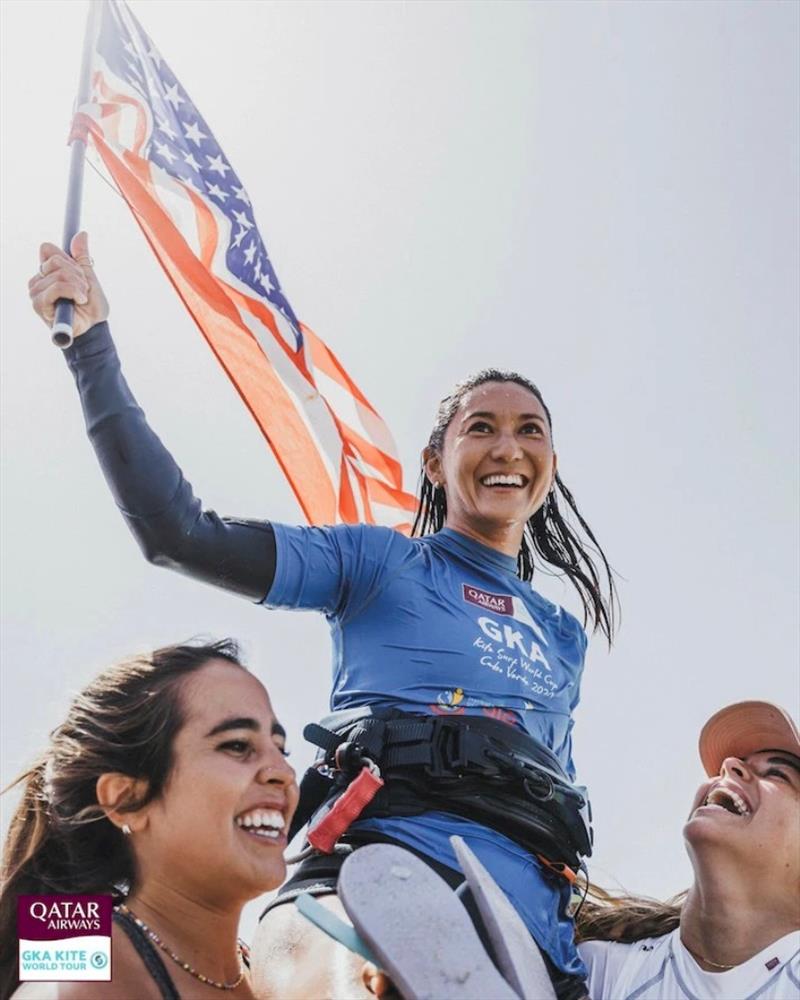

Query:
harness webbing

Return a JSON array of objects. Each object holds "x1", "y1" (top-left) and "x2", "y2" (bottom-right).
[{"x1": 291, "y1": 710, "x2": 593, "y2": 874}]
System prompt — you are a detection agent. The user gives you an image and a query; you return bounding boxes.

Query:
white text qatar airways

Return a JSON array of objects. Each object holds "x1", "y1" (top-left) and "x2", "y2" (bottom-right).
[{"x1": 29, "y1": 900, "x2": 101, "y2": 931}]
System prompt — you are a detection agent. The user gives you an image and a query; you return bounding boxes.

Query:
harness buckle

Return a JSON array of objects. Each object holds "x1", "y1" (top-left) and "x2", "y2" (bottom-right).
[
  {"x1": 335, "y1": 740, "x2": 372, "y2": 776},
  {"x1": 426, "y1": 720, "x2": 492, "y2": 778},
  {"x1": 427, "y1": 720, "x2": 451, "y2": 777},
  {"x1": 484, "y1": 746, "x2": 556, "y2": 801}
]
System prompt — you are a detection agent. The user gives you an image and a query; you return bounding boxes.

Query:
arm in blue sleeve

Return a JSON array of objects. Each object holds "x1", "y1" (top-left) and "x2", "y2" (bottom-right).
[{"x1": 64, "y1": 322, "x2": 276, "y2": 600}]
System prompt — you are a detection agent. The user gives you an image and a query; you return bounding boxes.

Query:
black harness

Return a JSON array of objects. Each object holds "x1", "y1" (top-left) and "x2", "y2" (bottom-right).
[{"x1": 289, "y1": 709, "x2": 592, "y2": 876}]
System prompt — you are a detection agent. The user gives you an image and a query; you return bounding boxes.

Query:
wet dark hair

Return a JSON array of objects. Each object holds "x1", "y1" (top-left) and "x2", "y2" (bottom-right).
[
  {"x1": 412, "y1": 370, "x2": 617, "y2": 642},
  {"x1": 0, "y1": 638, "x2": 244, "y2": 1000}
]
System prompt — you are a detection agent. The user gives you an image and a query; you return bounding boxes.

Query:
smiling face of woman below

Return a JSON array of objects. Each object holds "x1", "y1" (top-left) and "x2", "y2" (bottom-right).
[
  {"x1": 124, "y1": 659, "x2": 299, "y2": 907},
  {"x1": 685, "y1": 750, "x2": 800, "y2": 920},
  {"x1": 424, "y1": 381, "x2": 557, "y2": 557}
]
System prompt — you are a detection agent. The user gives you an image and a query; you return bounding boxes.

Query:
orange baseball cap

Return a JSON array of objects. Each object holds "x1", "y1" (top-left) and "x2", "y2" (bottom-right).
[{"x1": 699, "y1": 701, "x2": 800, "y2": 777}]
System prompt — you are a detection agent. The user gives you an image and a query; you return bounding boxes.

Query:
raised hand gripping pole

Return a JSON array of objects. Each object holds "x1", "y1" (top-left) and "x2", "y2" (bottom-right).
[{"x1": 52, "y1": 0, "x2": 101, "y2": 349}]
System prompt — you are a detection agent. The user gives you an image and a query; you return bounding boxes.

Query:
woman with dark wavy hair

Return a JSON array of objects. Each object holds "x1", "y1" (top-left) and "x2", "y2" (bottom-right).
[
  {"x1": 1, "y1": 639, "x2": 298, "y2": 1000},
  {"x1": 29, "y1": 236, "x2": 617, "y2": 1000}
]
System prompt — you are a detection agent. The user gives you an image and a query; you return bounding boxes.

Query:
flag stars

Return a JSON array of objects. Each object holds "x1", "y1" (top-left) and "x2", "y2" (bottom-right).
[
  {"x1": 123, "y1": 39, "x2": 137, "y2": 57},
  {"x1": 232, "y1": 227, "x2": 247, "y2": 249},
  {"x1": 254, "y1": 256, "x2": 262, "y2": 279},
  {"x1": 259, "y1": 272, "x2": 275, "y2": 294},
  {"x1": 208, "y1": 183, "x2": 228, "y2": 202},
  {"x1": 182, "y1": 120, "x2": 207, "y2": 146},
  {"x1": 155, "y1": 115, "x2": 177, "y2": 141},
  {"x1": 232, "y1": 185, "x2": 250, "y2": 206},
  {"x1": 179, "y1": 174, "x2": 202, "y2": 194},
  {"x1": 232, "y1": 209, "x2": 253, "y2": 230},
  {"x1": 164, "y1": 82, "x2": 185, "y2": 110},
  {"x1": 182, "y1": 150, "x2": 201, "y2": 172},
  {"x1": 206, "y1": 153, "x2": 230, "y2": 177},
  {"x1": 138, "y1": 58, "x2": 159, "y2": 85},
  {"x1": 243, "y1": 241, "x2": 257, "y2": 265},
  {"x1": 147, "y1": 44, "x2": 162, "y2": 68},
  {"x1": 126, "y1": 59, "x2": 144, "y2": 81},
  {"x1": 154, "y1": 140, "x2": 178, "y2": 164}
]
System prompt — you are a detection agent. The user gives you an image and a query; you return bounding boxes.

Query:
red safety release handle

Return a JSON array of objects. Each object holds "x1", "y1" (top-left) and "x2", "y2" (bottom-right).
[{"x1": 307, "y1": 766, "x2": 385, "y2": 854}]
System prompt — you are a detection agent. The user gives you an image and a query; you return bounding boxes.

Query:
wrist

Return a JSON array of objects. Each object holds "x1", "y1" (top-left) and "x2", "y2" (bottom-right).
[{"x1": 63, "y1": 321, "x2": 114, "y2": 362}]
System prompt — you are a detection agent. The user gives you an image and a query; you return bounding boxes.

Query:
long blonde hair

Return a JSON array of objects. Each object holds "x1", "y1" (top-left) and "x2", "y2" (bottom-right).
[{"x1": 576, "y1": 882, "x2": 686, "y2": 943}]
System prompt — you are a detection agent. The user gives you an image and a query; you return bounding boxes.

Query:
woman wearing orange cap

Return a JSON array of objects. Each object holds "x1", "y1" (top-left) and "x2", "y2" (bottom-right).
[{"x1": 577, "y1": 701, "x2": 800, "y2": 1000}]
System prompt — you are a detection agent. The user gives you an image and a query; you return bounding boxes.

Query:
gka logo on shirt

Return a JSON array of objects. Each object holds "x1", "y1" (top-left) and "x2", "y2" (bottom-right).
[
  {"x1": 462, "y1": 584, "x2": 549, "y2": 647},
  {"x1": 463, "y1": 582, "x2": 553, "y2": 672},
  {"x1": 462, "y1": 585, "x2": 513, "y2": 615}
]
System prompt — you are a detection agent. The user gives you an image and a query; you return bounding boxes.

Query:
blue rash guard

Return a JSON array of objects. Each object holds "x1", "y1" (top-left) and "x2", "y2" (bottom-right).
[
  {"x1": 64, "y1": 322, "x2": 589, "y2": 978},
  {"x1": 266, "y1": 521, "x2": 588, "y2": 977}
]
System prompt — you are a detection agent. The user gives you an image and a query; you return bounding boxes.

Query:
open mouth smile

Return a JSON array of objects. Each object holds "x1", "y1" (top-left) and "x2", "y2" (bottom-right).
[
  {"x1": 234, "y1": 807, "x2": 287, "y2": 844},
  {"x1": 699, "y1": 786, "x2": 752, "y2": 817},
  {"x1": 479, "y1": 474, "x2": 529, "y2": 489}
]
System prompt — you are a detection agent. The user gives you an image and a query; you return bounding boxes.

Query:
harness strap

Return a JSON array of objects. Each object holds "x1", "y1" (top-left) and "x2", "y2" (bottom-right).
[
  {"x1": 287, "y1": 765, "x2": 335, "y2": 842},
  {"x1": 292, "y1": 710, "x2": 592, "y2": 874}
]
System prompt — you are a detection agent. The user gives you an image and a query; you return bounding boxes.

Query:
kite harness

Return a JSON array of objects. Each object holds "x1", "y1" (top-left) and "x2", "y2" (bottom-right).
[{"x1": 288, "y1": 709, "x2": 593, "y2": 882}]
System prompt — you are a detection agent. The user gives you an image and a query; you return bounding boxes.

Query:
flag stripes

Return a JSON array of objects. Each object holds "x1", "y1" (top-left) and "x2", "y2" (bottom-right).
[{"x1": 76, "y1": 1, "x2": 416, "y2": 530}]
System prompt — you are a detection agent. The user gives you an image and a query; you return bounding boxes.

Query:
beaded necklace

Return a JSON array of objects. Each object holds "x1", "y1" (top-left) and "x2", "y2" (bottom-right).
[{"x1": 115, "y1": 904, "x2": 247, "y2": 991}]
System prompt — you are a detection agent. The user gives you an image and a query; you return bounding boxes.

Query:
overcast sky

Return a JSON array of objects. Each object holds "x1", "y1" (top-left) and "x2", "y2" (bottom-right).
[{"x1": 2, "y1": 0, "x2": 798, "y2": 944}]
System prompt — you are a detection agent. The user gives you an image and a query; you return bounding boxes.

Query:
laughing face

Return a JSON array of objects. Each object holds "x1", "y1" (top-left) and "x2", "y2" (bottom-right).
[
  {"x1": 424, "y1": 381, "x2": 557, "y2": 554},
  {"x1": 135, "y1": 659, "x2": 299, "y2": 905},
  {"x1": 685, "y1": 750, "x2": 800, "y2": 892}
]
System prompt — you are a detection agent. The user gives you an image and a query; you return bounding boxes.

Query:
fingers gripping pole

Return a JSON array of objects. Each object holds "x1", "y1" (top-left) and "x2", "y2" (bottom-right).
[{"x1": 52, "y1": 0, "x2": 101, "y2": 350}]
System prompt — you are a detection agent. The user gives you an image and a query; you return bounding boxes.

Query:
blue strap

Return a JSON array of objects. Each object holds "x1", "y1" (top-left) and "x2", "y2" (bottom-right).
[{"x1": 294, "y1": 893, "x2": 378, "y2": 964}]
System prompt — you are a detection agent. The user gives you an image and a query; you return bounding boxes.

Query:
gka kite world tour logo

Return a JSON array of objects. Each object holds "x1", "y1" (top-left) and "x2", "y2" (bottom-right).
[
  {"x1": 462, "y1": 584, "x2": 551, "y2": 664},
  {"x1": 18, "y1": 895, "x2": 112, "y2": 983},
  {"x1": 462, "y1": 584, "x2": 562, "y2": 699}
]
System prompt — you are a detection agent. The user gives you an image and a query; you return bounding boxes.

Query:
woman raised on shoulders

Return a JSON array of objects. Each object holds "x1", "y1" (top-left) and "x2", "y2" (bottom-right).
[{"x1": 29, "y1": 236, "x2": 616, "y2": 1000}]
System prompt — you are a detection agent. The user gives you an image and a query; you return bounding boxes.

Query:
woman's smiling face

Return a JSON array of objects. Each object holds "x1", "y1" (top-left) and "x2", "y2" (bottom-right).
[
  {"x1": 685, "y1": 750, "x2": 800, "y2": 908},
  {"x1": 133, "y1": 659, "x2": 299, "y2": 906},
  {"x1": 424, "y1": 381, "x2": 557, "y2": 554}
]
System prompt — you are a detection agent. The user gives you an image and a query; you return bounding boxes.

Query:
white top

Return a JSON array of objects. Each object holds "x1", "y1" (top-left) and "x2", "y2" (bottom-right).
[{"x1": 579, "y1": 928, "x2": 800, "y2": 1000}]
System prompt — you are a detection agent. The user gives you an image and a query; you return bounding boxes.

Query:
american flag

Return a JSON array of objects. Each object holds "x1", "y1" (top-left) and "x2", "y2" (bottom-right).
[{"x1": 73, "y1": 0, "x2": 416, "y2": 530}]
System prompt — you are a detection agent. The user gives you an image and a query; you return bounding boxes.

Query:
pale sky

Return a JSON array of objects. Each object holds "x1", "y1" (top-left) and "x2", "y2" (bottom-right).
[{"x1": 2, "y1": 0, "x2": 798, "y2": 945}]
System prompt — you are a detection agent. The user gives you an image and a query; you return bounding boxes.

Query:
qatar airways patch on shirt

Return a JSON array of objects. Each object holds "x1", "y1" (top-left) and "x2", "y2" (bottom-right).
[{"x1": 462, "y1": 584, "x2": 514, "y2": 615}]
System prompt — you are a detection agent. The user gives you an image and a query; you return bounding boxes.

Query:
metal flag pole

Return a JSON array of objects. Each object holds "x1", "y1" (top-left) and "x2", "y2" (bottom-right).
[{"x1": 51, "y1": 0, "x2": 102, "y2": 349}]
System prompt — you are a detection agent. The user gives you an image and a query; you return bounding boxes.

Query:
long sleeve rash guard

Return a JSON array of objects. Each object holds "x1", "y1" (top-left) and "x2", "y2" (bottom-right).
[
  {"x1": 64, "y1": 322, "x2": 589, "y2": 978},
  {"x1": 64, "y1": 322, "x2": 276, "y2": 600}
]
